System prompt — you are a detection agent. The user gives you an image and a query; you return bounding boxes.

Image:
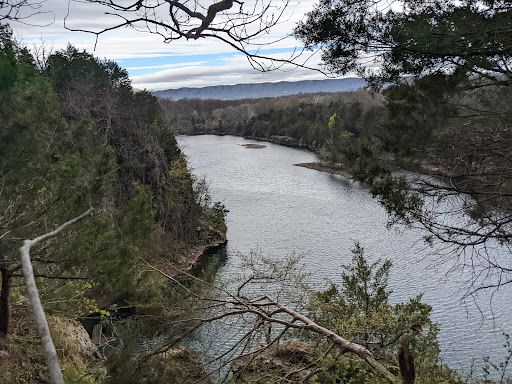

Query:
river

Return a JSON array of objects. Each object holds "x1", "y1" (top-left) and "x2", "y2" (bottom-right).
[{"x1": 177, "y1": 134, "x2": 512, "y2": 377}]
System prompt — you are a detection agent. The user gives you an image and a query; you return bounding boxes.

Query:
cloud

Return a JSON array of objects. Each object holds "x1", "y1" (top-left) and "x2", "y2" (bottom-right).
[
  {"x1": 12, "y1": 0, "x2": 314, "y2": 53},
  {"x1": 9, "y1": 0, "x2": 324, "y2": 91},
  {"x1": 125, "y1": 61, "x2": 209, "y2": 71},
  {"x1": 131, "y1": 51, "x2": 329, "y2": 91}
]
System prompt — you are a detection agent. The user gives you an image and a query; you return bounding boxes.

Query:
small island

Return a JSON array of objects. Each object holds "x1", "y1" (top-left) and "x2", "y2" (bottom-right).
[
  {"x1": 294, "y1": 162, "x2": 352, "y2": 179},
  {"x1": 240, "y1": 143, "x2": 266, "y2": 149}
]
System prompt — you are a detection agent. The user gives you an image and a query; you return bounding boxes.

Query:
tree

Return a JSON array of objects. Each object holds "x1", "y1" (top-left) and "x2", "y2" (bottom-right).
[
  {"x1": 113, "y1": 252, "x2": 401, "y2": 383},
  {"x1": 309, "y1": 243, "x2": 451, "y2": 382},
  {"x1": 19, "y1": 208, "x2": 95, "y2": 384},
  {"x1": 110, "y1": 246, "x2": 463, "y2": 384},
  {"x1": 296, "y1": 0, "x2": 512, "y2": 294},
  {"x1": 63, "y1": 0, "x2": 310, "y2": 71},
  {"x1": 295, "y1": 0, "x2": 512, "y2": 88},
  {"x1": 0, "y1": 27, "x2": 232, "y2": 381},
  {"x1": 0, "y1": 27, "x2": 113, "y2": 335}
]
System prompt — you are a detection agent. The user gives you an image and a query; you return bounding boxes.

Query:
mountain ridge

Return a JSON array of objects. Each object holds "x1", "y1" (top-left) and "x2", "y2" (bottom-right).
[{"x1": 152, "y1": 78, "x2": 366, "y2": 100}]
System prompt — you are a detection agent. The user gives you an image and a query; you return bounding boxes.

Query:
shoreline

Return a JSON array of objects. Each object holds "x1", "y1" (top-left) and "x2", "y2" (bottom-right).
[
  {"x1": 294, "y1": 162, "x2": 352, "y2": 179},
  {"x1": 177, "y1": 133, "x2": 354, "y2": 180},
  {"x1": 182, "y1": 237, "x2": 227, "y2": 270},
  {"x1": 239, "y1": 143, "x2": 266, "y2": 149}
]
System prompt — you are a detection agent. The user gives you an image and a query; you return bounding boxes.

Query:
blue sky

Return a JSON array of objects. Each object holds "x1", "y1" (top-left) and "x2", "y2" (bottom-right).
[{"x1": 8, "y1": 0, "x2": 333, "y2": 91}]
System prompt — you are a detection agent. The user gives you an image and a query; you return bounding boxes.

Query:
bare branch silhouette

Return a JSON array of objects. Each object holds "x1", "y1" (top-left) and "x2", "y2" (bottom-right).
[{"x1": 63, "y1": 0, "x2": 327, "y2": 74}]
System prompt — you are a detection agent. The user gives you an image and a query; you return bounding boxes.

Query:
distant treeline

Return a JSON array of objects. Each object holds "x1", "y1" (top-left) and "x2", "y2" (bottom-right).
[{"x1": 158, "y1": 91, "x2": 385, "y2": 149}]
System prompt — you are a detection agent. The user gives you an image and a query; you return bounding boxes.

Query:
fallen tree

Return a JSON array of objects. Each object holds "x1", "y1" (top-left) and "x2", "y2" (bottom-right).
[{"x1": 136, "y1": 249, "x2": 445, "y2": 383}]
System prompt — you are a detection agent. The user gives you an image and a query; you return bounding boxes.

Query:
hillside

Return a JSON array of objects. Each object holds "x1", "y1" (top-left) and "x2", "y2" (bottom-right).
[{"x1": 153, "y1": 78, "x2": 366, "y2": 100}]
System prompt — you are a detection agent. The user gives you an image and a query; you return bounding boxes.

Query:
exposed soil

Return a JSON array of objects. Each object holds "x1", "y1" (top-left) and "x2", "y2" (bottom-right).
[{"x1": 294, "y1": 162, "x2": 352, "y2": 179}]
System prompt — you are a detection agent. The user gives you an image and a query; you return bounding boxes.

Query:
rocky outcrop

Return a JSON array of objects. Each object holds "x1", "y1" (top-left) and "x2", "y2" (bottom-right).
[
  {"x1": 231, "y1": 341, "x2": 317, "y2": 383},
  {"x1": 48, "y1": 316, "x2": 101, "y2": 362}
]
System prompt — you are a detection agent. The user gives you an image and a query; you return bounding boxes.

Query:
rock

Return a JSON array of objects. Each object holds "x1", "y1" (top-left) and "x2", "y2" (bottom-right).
[
  {"x1": 142, "y1": 346, "x2": 212, "y2": 384},
  {"x1": 48, "y1": 316, "x2": 101, "y2": 362},
  {"x1": 232, "y1": 341, "x2": 316, "y2": 383}
]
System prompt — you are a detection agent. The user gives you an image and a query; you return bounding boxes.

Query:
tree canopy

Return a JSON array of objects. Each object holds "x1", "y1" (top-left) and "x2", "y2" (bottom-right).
[
  {"x1": 295, "y1": 0, "x2": 512, "y2": 87},
  {"x1": 292, "y1": 0, "x2": 512, "y2": 294},
  {"x1": 0, "y1": 26, "x2": 229, "y2": 381}
]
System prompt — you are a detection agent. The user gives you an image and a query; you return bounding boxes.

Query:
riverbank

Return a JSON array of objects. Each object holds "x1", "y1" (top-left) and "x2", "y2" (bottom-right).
[
  {"x1": 182, "y1": 237, "x2": 227, "y2": 270},
  {"x1": 243, "y1": 134, "x2": 311, "y2": 150},
  {"x1": 294, "y1": 162, "x2": 352, "y2": 179}
]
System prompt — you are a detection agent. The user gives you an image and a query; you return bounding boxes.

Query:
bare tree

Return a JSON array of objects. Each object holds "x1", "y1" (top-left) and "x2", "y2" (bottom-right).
[
  {"x1": 63, "y1": 0, "x2": 319, "y2": 72},
  {"x1": 135, "y1": 254, "x2": 402, "y2": 384},
  {"x1": 1, "y1": 0, "x2": 50, "y2": 23}
]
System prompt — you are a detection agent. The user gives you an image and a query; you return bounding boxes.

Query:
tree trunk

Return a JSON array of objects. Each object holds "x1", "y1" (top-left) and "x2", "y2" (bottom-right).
[
  {"x1": 0, "y1": 267, "x2": 11, "y2": 335},
  {"x1": 19, "y1": 207, "x2": 94, "y2": 384},
  {"x1": 398, "y1": 338, "x2": 415, "y2": 384}
]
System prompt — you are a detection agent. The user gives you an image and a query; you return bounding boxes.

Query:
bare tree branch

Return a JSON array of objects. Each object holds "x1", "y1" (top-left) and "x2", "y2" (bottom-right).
[
  {"x1": 18, "y1": 207, "x2": 95, "y2": 384},
  {"x1": 62, "y1": 0, "x2": 327, "y2": 74},
  {"x1": 0, "y1": 0, "x2": 54, "y2": 25},
  {"x1": 141, "y1": 262, "x2": 401, "y2": 383}
]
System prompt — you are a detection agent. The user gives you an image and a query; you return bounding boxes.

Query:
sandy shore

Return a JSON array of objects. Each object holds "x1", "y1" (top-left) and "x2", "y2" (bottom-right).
[{"x1": 294, "y1": 162, "x2": 352, "y2": 179}]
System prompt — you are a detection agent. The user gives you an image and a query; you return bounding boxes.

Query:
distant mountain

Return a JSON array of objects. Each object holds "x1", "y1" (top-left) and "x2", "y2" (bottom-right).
[{"x1": 152, "y1": 78, "x2": 366, "y2": 100}]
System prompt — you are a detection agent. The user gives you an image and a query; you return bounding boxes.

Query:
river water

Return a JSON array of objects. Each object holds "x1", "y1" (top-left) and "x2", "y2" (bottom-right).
[{"x1": 177, "y1": 134, "x2": 512, "y2": 377}]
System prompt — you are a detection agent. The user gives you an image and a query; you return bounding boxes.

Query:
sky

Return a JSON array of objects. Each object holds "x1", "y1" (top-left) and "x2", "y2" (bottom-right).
[{"x1": 7, "y1": 0, "x2": 333, "y2": 91}]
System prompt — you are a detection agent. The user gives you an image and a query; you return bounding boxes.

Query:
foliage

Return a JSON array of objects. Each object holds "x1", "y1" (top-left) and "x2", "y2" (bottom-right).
[
  {"x1": 309, "y1": 243, "x2": 459, "y2": 382},
  {"x1": 159, "y1": 90, "x2": 385, "y2": 152},
  {"x1": 479, "y1": 333, "x2": 512, "y2": 383},
  {"x1": 0, "y1": 25, "x2": 227, "y2": 381},
  {"x1": 291, "y1": 0, "x2": 512, "y2": 294},
  {"x1": 295, "y1": 0, "x2": 512, "y2": 88},
  {"x1": 0, "y1": 24, "x2": 17, "y2": 97}
]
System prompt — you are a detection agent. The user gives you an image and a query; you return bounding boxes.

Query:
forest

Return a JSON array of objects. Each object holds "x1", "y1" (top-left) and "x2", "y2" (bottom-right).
[
  {"x1": 0, "y1": 25, "x2": 228, "y2": 382},
  {"x1": 1, "y1": 0, "x2": 511, "y2": 382}
]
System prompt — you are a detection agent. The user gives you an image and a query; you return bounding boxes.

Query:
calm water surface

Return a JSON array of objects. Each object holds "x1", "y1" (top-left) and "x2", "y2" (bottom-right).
[{"x1": 178, "y1": 134, "x2": 512, "y2": 376}]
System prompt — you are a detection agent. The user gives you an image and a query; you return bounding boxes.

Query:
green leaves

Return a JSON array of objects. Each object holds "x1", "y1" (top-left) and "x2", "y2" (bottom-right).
[
  {"x1": 341, "y1": 242, "x2": 391, "y2": 314},
  {"x1": 121, "y1": 183, "x2": 156, "y2": 245},
  {"x1": 309, "y1": 243, "x2": 456, "y2": 381},
  {"x1": 0, "y1": 25, "x2": 17, "y2": 96},
  {"x1": 296, "y1": 0, "x2": 511, "y2": 88}
]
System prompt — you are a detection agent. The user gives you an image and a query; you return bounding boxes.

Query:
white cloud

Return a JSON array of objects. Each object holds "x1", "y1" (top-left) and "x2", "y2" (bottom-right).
[
  {"x1": 132, "y1": 52, "x2": 329, "y2": 91},
  {"x1": 125, "y1": 61, "x2": 208, "y2": 70},
  {"x1": 9, "y1": 0, "x2": 324, "y2": 90}
]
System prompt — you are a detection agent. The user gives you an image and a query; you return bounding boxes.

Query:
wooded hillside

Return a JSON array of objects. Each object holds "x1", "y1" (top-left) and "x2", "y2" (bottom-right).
[{"x1": 0, "y1": 25, "x2": 226, "y2": 382}]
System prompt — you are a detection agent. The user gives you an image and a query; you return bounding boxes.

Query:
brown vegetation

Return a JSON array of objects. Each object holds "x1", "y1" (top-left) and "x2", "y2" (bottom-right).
[
  {"x1": 240, "y1": 144, "x2": 267, "y2": 149},
  {"x1": 294, "y1": 162, "x2": 352, "y2": 179}
]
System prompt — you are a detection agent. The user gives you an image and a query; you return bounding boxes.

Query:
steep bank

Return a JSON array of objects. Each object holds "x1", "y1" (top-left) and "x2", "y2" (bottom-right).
[
  {"x1": 0, "y1": 35, "x2": 229, "y2": 383},
  {"x1": 180, "y1": 235, "x2": 227, "y2": 270}
]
